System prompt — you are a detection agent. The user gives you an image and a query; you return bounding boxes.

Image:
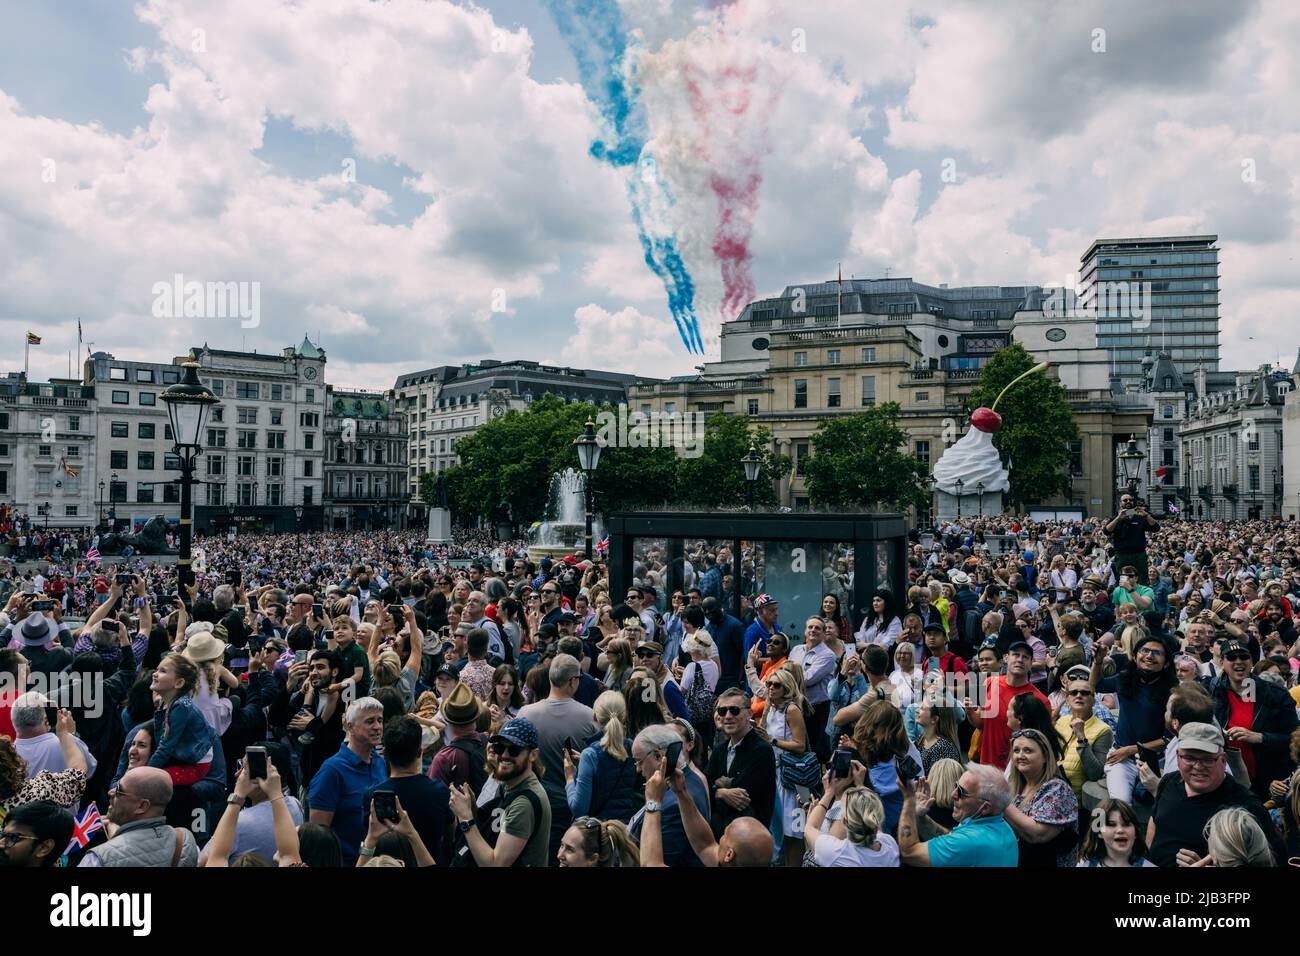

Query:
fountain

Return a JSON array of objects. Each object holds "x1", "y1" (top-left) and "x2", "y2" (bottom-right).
[{"x1": 528, "y1": 468, "x2": 604, "y2": 561}]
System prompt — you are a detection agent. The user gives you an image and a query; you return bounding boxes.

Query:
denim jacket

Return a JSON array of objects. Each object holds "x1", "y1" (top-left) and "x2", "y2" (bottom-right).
[
  {"x1": 827, "y1": 673, "x2": 868, "y2": 738},
  {"x1": 148, "y1": 695, "x2": 215, "y2": 769}
]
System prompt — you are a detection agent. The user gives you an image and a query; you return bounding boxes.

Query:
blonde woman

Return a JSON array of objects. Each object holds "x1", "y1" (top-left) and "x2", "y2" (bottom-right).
[
  {"x1": 806, "y1": 777, "x2": 899, "y2": 867},
  {"x1": 601, "y1": 637, "x2": 635, "y2": 694},
  {"x1": 564, "y1": 690, "x2": 639, "y2": 823},
  {"x1": 752, "y1": 666, "x2": 808, "y2": 867},
  {"x1": 923, "y1": 757, "x2": 963, "y2": 832},
  {"x1": 1199, "y1": 807, "x2": 1277, "y2": 867},
  {"x1": 1005, "y1": 728, "x2": 1078, "y2": 867},
  {"x1": 180, "y1": 627, "x2": 237, "y2": 738},
  {"x1": 556, "y1": 816, "x2": 640, "y2": 867},
  {"x1": 889, "y1": 641, "x2": 921, "y2": 711}
]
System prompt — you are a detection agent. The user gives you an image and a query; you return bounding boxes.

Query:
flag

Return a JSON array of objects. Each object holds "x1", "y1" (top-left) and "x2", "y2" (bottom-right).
[
  {"x1": 85, "y1": 547, "x2": 101, "y2": 563},
  {"x1": 25, "y1": 331, "x2": 41, "y2": 345},
  {"x1": 65, "y1": 803, "x2": 104, "y2": 854},
  {"x1": 1154, "y1": 466, "x2": 1170, "y2": 479},
  {"x1": 595, "y1": 534, "x2": 609, "y2": 553},
  {"x1": 60, "y1": 457, "x2": 77, "y2": 479},
  {"x1": 1167, "y1": 501, "x2": 1180, "y2": 515}
]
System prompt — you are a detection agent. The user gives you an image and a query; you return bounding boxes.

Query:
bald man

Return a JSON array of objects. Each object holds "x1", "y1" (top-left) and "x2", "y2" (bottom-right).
[
  {"x1": 640, "y1": 764, "x2": 773, "y2": 867},
  {"x1": 79, "y1": 767, "x2": 199, "y2": 867}
]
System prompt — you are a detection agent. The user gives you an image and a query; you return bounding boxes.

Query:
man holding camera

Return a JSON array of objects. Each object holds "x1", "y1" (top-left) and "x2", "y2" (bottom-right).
[{"x1": 1106, "y1": 494, "x2": 1157, "y2": 583}]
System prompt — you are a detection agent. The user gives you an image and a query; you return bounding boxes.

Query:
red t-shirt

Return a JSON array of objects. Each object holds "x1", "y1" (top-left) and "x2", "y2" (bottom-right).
[
  {"x1": 1225, "y1": 689, "x2": 1256, "y2": 779},
  {"x1": 0, "y1": 691, "x2": 17, "y2": 740},
  {"x1": 978, "y1": 676, "x2": 1050, "y2": 770}
]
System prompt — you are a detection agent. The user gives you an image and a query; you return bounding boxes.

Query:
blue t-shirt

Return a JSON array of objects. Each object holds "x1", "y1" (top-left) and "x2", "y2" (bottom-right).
[
  {"x1": 709, "y1": 614, "x2": 746, "y2": 689},
  {"x1": 1097, "y1": 664, "x2": 1169, "y2": 748},
  {"x1": 927, "y1": 814, "x2": 1018, "y2": 867},
  {"x1": 743, "y1": 620, "x2": 773, "y2": 661},
  {"x1": 629, "y1": 771, "x2": 710, "y2": 867},
  {"x1": 308, "y1": 743, "x2": 389, "y2": 866}
]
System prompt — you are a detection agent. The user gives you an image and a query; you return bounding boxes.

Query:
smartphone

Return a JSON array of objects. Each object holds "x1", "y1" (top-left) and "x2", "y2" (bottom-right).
[
  {"x1": 115, "y1": 573, "x2": 132, "y2": 586},
  {"x1": 45, "y1": 705, "x2": 59, "y2": 729},
  {"x1": 896, "y1": 754, "x2": 922, "y2": 781},
  {"x1": 245, "y1": 745, "x2": 268, "y2": 780},
  {"x1": 664, "y1": 740, "x2": 683, "y2": 776},
  {"x1": 32, "y1": 599, "x2": 53, "y2": 612},
  {"x1": 226, "y1": 570, "x2": 241, "y2": 586},
  {"x1": 101, "y1": 619, "x2": 121, "y2": 633},
  {"x1": 388, "y1": 604, "x2": 405, "y2": 622},
  {"x1": 294, "y1": 649, "x2": 309, "y2": 664},
  {"x1": 310, "y1": 602, "x2": 324, "y2": 620},
  {"x1": 832, "y1": 749, "x2": 853, "y2": 779},
  {"x1": 372, "y1": 790, "x2": 399, "y2": 824}
]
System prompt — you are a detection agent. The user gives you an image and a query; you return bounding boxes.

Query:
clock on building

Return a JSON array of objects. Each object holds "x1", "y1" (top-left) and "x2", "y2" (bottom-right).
[
  {"x1": 304, "y1": 366, "x2": 318, "y2": 380},
  {"x1": 490, "y1": 403, "x2": 506, "y2": 418},
  {"x1": 1045, "y1": 328, "x2": 1068, "y2": 343}
]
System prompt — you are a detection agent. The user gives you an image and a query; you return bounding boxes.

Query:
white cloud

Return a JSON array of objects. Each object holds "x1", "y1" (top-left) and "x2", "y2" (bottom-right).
[{"x1": 551, "y1": 304, "x2": 698, "y2": 378}]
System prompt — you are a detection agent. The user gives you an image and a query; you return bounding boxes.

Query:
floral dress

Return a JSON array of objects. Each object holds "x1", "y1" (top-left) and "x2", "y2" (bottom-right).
[{"x1": 1013, "y1": 776, "x2": 1078, "y2": 867}]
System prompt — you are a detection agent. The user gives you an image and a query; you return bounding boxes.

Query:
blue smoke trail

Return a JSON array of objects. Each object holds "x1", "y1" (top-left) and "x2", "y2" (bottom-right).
[{"x1": 545, "y1": 0, "x2": 703, "y2": 353}]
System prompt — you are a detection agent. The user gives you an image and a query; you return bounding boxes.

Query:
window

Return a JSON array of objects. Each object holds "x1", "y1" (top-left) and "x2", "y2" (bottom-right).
[
  {"x1": 1249, "y1": 430, "x2": 1260, "y2": 451},
  {"x1": 861, "y1": 376, "x2": 876, "y2": 406},
  {"x1": 300, "y1": 412, "x2": 319, "y2": 428},
  {"x1": 304, "y1": 433, "x2": 314, "y2": 450},
  {"x1": 133, "y1": 422, "x2": 154, "y2": 441},
  {"x1": 65, "y1": 445, "x2": 80, "y2": 458},
  {"x1": 0, "y1": 413, "x2": 7, "y2": 429},
  {"x1": 207, "y1": 457, "x2": 225, "y2": 478},
  {"x1": 237, "y1": 483, "x2": 255, "y2": 506},
  {"x1": 208, "y1": 429, "x2": 227, "y2": 447},
  {"x1": 916, "y1": 441, "x2": 931, "y2": 467},
  {"x1": 304, "y1": 460, "x2": 314, "y2": 477},
  {"x1": 1163, "y1": 428, "x2": 1174, "y2": 443},
  {"x1": 139, "y1": 392, "x2": 156, "y2": 406},
  {"x1": 163, "y1": 483, "x2": 179, "y2": 503},
  {"x1": 205, "y1": 484, "x2": 225, "y2": 507},
  {"x1": 68, "y1": 416, "x2": 80, "y2": 432},
  {"x1": 827, "y1": 378, "x2": 841, "y2": 408},
  {"x1": 210, "y1": 407, "x2": 223, "y2": 423},
  {"x1": 267, "y1": 457, "x2": 283, "y2": 477},
  {"x1": 665, "y1": 402, "x2": 677, "y2": 414},
  {"x1": 305, "y1": 388, "x2": 315, "y2": 403},
  {"x1": 110, "y1": 450, "x2": 128, "y2": 469},
  {"x1": 237, "y1": 408, "x2": 258, "y2": 424},
  {"x1": 136, "y1": 369, "x2": 154, "y2": 383},
  {"x1": 0, "y1": 473, "x2": 6, "y2": 494},
  {"x1": 1163, "y1": 448, "x2": 1175, "y2": 467},
  {"x1": 1249, "y1": 465, "x2": 1260, "y2": 492},
  {"x1": 794, "y1": 379, "x2": 808, "y2": 409},
  {"x1": 237, "y1": 456, "x2": 255, "y2": 477},
  {"x1": 0, "y1": 444, "x2": 7, "y2": 456},
  {"x1": 111, "y1": 422, "x2": 129, "y2": 438},
  {"x1": 162, "y1": 369, "x2": 180, "y2": 385},
  {"x1": 38, "y1": 444, "x2": 51, "y2": 457},
  {"x1": 36, "y1": 471, "x2": 53, "y2": 495},
  {"x1": 1163, "y1": 405, "x2": 1173, "y2": 419},
  {"x1": 236, "y1": 381, "x2": 259, "y2": 399},
  {"x1": 110, "y1": 367, "x2": 127, "y2": 381},
  {"x1": 915, "y1": 392, "x2": 929, "y2": 403},
  {"x1": 164, "y1": 453, "x2": 180, "y2": 470},
  {"x1": 270, "y1": 409, "x2": 282, "y2": 426},
  {"x1": 270, "y1": 384, "x2": 282, "y2": 401},
  {"x1": 303, "y1": 486, "x2": 313, "y2": 506},
  {"x1": 109, "y1": 481, "x2": 127, "y2": 503},
  {"x1": 267, "y1": 432, "x2": 285, "y2": 449},
  {"x1": 828, "y1": 349, "x2": 841, "y2": 365},
  {"x1": 1069, "y1": 440, "x2": 1084, "y2": 476},
  {"x1": 795, "y1": 442, "x2": 809, "y2": 476},
  {"x1": 136, "y1": 483, "x2": 154, "y2": 503},
  {"x1": 747, "y1": 399, "x2": 759, "y2": 415},
  {"x1": 137, "y1": 452, "x2": 154, "y2": 470},
  {"x1": 237, "y1": 430, "x2": 257, "y2": 449},
  {"x1": 862, "y1": 348, "x2": 876, "y2": 363},
  {"x1": 209, "y1": 379, "x2": 224, "y2": 397},
  {"x1": 64, "y1": 505, "x2": 78, "y2": 517},
  {"x1": 111, "y1": 390, "x2": 129, "y2": 404},
  {"x1": 266, "y1": 483, "x2": 283, "y2": 506},
  {"x1": 794, "y1": 352, "x2": 808, "y2": 367}
]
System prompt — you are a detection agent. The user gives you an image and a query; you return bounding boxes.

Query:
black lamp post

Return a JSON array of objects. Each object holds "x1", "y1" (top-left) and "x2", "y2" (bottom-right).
[
  {"x1": 573, "y1": 420, "x2": 602, "y2": 559},
  {"x1": 741, "y1": 440, "x2": 761, "y2": 511},
  {"x1": 955, "y1": 477, "x2": 964, "y2": 519},
  {"x1": 107, "y1": 472, "x2": 118, "y2": 531},
  {"x1": 1118, "y1": 435, "x2": 1144, "y2": 505},
  {"x1": 160, "y1": 362, "x2": 219, "y2": 593},
  {"x1": 927, "y1": 475, "x2": 938, "y2": 528},
  {"x1": 976, "y1": 480, "x2": 985, "y2": 517},
  {"x1": 295, "y1": 503, "x2": 304, "y2": 549},
  {"x1": 97, "y1": 480, "x2": 105, "y2": 528}
]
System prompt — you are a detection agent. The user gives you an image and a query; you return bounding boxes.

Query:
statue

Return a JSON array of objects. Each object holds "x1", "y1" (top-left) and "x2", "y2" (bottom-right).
[{"x1": 98, "y1": 515, "x2": 178, "y2": 556}]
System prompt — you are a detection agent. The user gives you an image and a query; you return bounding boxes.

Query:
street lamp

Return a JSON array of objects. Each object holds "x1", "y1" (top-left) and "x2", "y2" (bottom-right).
[
  {"x1": 1118, "y1": 435, "x2": 1145, "y2": 503},
  {"x1": 573, "y1": 420, "x2": 602, "y2": 559},
  {"x1": 160, "y1": 362, "x2": 219, "y2": 593},
  {"x1": 976, "y1": 480, "x2": 985, "y2": 517},
  {"x1": 741, "y1": 440, "x2": 762, "y2": 511},
  {"x1": 955, "y1": 477, "x2": 964, "y2": 520},
  {"x1": 927, "y1": 475, "x2": 938, "y2": 528},
  {"x1": 107, "y1": 472, "x2": 119, "y2": 531},
  {"x1": 97, "y1": 479, "x2": 105, "y2": 528},
  {"x1": 295, "y1": 503, "x2": 304, "y2": 549}
]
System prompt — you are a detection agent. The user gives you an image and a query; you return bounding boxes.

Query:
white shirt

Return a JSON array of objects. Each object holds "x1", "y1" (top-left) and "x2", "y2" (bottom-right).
[
  {"x1": 681, "y1": 659, "x2": 719, "y2": 693},
  {"x1": 814, "y1": 830, "x2": 900, "y2": 867},
  {"x1": 790, "y1": 641, "x2": 838, "y2": 705}
]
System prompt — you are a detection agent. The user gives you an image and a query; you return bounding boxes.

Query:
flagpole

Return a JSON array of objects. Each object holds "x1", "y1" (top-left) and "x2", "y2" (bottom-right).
[{"x1": 24, "y1": 336, "x2": 29, "y2": 380}]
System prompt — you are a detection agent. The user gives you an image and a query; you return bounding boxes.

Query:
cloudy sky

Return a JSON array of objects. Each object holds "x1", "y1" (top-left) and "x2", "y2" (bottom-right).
[{"x1": 1, "y1": 0, "x2": 1296, "y2": 389}]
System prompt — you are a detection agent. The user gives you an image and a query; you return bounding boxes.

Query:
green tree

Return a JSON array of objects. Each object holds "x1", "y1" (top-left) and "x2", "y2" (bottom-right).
[
  {"x1": 965, "y1": 342, "x2": 1079, "y2": 509},
  {"x1": 803, "y1": 403, "x2": 929, "y2": 510},
  {"x1": 674, "y1": 413, "x2": 787, "y2": 509}
]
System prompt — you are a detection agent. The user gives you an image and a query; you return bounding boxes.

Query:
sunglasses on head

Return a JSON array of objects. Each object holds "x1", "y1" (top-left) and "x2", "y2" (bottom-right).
[
  {"x1": 715, "y1": 705, "x2": 743, "y2": 717},
  {"x1": 489, "y1": 741, "x2": 526, "y2": 757}
]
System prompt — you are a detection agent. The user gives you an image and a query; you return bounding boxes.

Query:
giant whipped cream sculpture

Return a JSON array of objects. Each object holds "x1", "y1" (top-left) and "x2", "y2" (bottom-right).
[{"x1": 932, "y1": 361, "x2": 1050, "y2": 496}]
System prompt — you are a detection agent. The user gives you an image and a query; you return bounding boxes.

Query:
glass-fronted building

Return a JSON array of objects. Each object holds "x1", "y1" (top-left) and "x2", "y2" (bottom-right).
[{"x1": 1079, "y1": 235, "x2": 1220, "y2": 390}]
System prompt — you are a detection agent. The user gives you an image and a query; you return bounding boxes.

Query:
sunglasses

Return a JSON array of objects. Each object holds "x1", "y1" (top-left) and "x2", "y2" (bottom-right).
[
  {"x1": 1223, "y1": 653, "x2": 1251, "y2": 663},
  {"x1": 541, "y1": 589, "x2": 557, "y2": 595},
  {"x1": 764, "y1": 681, "x2": 781, "y2": 689},
  {"x1": 954, "y1": 783, "x2": 972, "y2": 801},
  {"x1": 635, "y1": 648, "x2": 658, "y2": 659},
  {"x1": 625, "y1": 595, "x2": 640, "y2": 601},
  {"x1": 1068, "y1": 689, "x2": 1094, "y2": 697},
  {"x1": 489, "y1": 741, "x2": 526, "y2": 757},
  {"x1": 1011, "y1": 729, "x2": 1047, "y2": 742},
  {"x1": 715, "y1": 705, "x2": 743, "y2": 717}
]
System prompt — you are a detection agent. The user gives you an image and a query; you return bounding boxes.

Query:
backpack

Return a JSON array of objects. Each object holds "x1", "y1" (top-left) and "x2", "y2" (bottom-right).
[
  {"x1": 450, "y1": 783, "x2": 544, "y2": 868},
  {"x1": 447, "y1": 735, "x2": 489, "y2": 797},
  {"x1": 683, "y1": 663, "x2": 716, "y2": 729}
]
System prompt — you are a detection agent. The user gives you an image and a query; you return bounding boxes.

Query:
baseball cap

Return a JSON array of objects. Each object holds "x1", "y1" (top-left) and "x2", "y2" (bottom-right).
[
  {"x1": 1218, "y1": 639, "x2": 1250, "y2": 658},
  {"x1": 1178, "y1": 722, "x2": 1225, "y2": 756},
  {"x1": 1005, "y1": 639, "x2": 1032, "y2": 655},
  {"x1": 491, "y1": 717, "x2": 539, "y2": 751},
  {"x1": 434, "y1": 664, "x2": 458, "y2": 681},
  {"x1": 922, "y1": 621, "x2": 946, "y2": 635}
]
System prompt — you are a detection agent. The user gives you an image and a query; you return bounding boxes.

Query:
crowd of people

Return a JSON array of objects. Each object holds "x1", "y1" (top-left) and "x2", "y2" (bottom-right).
[{"x1": 1, "y1": 495, "x2": 1298, "y2": 869}]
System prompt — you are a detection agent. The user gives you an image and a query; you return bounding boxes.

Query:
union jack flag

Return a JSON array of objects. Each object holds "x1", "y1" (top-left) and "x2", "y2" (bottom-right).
[
  {"x1": 595, "y1": 534, "x2": 609, "y2": 553},
  {"x1": 65, "y1": 803, "x2": 104, "y2": 854},
  {"x1": 85, "y1": 548, "x2": 101, "y2": 563}
]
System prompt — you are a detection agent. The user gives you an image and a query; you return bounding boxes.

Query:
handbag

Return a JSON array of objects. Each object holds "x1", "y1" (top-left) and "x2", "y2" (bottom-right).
[{"x1": 779, "y1": 748, "x2": 822, "y2": 790}]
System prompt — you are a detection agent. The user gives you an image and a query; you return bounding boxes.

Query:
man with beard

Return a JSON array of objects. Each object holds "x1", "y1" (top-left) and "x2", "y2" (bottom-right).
[
  {"x1": 1146, "y1": 722, "x2": 1284, "y2": 867},
  {"x1": 1078, "y1": 579, "x2": 1116, "y2": 634},
  {"x1": 964, "y1": 641, "x2": 1049, "y2": 771},
  {"x1": 0, "y1": 801, "x2": 74, "y2": 868},
  {"x1": 271, "y1": 649, "x2": 345, "y2": 790},
  {"x1": 447, "y1": 717, "x2": 550, "y2": 867},
  {"x1": 1090, "y1": 634, "x2": 1177, "y2": 803},
  {"x1": 1210, "y1": 639, "x2": 1299, "y2": 799},
  {"x1": 308, "y1": 697, "x2": 389, "y2": 866}
]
